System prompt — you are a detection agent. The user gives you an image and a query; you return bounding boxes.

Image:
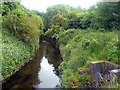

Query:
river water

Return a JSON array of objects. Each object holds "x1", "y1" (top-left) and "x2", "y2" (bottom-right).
[{"x1": 2, "y1": 40, "x2": 62, "y2": 89}]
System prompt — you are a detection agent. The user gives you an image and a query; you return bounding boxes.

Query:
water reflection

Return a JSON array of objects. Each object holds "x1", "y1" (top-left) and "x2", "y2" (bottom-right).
[
  {"x1": 2, "y1": 40, "x2": 62, "y2": 89},
  {"x1": 33, "y1": 56, "x2": 60, "y2": 88}
]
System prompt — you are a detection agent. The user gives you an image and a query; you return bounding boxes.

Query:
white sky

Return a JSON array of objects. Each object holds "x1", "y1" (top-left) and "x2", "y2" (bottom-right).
[{"x1": 20, "y1": 0, "x2": 100, "y2": 12}]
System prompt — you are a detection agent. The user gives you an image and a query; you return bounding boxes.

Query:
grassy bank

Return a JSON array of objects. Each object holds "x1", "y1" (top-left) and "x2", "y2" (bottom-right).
[
  {"x1": 1, "y1": 2, "x2": 44, "y2": 80},
  {"x1": 1, "y1": 28, "x2": 34, "y2": 80},
  {"x1": 55, "y1": 29, "x2": 119, "y2": 88}
]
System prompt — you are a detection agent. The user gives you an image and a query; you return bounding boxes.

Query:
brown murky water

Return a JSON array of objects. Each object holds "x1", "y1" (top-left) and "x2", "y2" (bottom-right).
[{"x1": 2, "y1": 40, "x2": 62, "y2": 89}]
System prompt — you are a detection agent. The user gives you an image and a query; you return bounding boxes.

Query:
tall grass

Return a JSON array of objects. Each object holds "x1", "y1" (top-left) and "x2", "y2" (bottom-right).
[
  {"x1": 56, "y1": 29, "x2": 118, "y2": 88},
  {"x1": 98, "y1": 72, "x2": 120, "y2": 88}
]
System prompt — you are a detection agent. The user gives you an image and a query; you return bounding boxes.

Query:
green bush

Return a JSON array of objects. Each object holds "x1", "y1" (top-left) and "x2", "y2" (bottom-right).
[
  {"x1": 1, "y1": 2, "x2": 44, "y2": 80},
  {"x1": 3, "y1": 13, "x2": 43, "y2": 49},
  {"x1": 2, "y1": 2, "x2": 44, "y2": 50},
  {"x1": 58, "y1": 29, "x2": 118, "y2": 88},
  {"x1": 1, "y1": 29, "x2": 32, "y2": 78}
]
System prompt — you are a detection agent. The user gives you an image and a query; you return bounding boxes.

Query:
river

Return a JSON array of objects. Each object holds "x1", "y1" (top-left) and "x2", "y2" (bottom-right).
[{"x1": 2, "y1": 40, "x2": 62, "y2": 89}]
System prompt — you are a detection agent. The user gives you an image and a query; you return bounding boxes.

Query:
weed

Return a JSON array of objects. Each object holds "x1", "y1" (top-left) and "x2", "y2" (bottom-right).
[{"x1": 57, "y1": 29, "x2": 118, "y2": 88}]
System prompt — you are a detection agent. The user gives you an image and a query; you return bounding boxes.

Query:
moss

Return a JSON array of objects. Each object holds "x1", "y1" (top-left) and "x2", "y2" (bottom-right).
[
  {"x1": 108, "y1": 61, "x2": 116, "y2": 65},
  {"x1": 100, "y1": 60, "x2": 107, "y2": 71}
]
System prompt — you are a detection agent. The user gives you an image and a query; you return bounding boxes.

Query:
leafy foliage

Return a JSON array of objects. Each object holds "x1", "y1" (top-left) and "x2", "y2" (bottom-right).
[
  {"x1": 1, "y1": 2, "x2": 44, "y2": 80},
  {"x1": 1, "y1": 1, "x2": 120, "y2": 88},
  {"x1": 50, "y1": 14, "x2": 67, "y2": 29},
  {"x1": 2, "y1": 29, "x2": 32, "y2": 77},
  {"x1": 57, "y1": 29, "x2": 118, "y2": 88},
  {"x1": 41, "y1": 2, "x2": 120, "y2": 32},
  {"x1": 42, "y1": 2, "x2": 120, "y2": 88},
  {"x1": 91, "y1": 2, "x2": 120, "y2": 30},
  {"x1": 2, "y1": 2, "x2": 44, "y2": 49}
]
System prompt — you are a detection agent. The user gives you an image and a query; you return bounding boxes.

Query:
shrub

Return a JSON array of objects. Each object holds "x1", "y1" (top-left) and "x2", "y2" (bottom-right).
[
  {"x1": 1, "y1": 29, "x2": 32, "y2": 78},
  {"x1": 58, "y1": 29, "x2": 118, "y2": 88}
]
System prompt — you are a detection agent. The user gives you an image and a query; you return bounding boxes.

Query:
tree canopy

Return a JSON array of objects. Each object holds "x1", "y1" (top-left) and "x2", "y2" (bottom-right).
[{"x1": 2, "y1": 2, "x2": 44, "y2": 49}]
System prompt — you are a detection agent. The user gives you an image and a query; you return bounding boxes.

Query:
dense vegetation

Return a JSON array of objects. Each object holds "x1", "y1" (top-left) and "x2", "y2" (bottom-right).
[
  {"x1": 2, "y1": 28, "x2": 32, "y2": 76},
  {"x1": 43, "y1": 2, "x2": 120, "y2": 88},
  {"x1": 1, "y1": 2, "x2": 44, "y2": 80},
  {"x1": 57, "y1": 29, "x2": 118, "y2": 87},
  {"x1": 35, "y1": 2, "x2": 120, "y2": 31},
  {"x1": 1, "y1": 1, "x2": 120, "y2": 88}
]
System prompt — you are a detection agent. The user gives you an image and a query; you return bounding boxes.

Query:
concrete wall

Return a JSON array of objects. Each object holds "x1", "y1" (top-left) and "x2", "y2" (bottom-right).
[{"x1": 89, "y1": 61, "x2": 120, "y2": 85}]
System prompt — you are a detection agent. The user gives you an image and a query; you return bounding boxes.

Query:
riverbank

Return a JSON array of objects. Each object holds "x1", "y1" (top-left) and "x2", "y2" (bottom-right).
[
  {"x1": 2, "y1": 39, "x2": 62, "y2": 89},
  {"x1": 1, "y1": 2, "x2": 44, "y2": 83},
  {"x1": 1, "y1": 28, "x2": 37, "y2": 82},
  {"x1": 46, "y1": 29, "x2": 119, "y2": 88}
]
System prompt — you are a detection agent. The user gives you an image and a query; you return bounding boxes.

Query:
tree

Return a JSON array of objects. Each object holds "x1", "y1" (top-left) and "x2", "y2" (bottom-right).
[
  {"x1": 2, "y1": 2, "x2": 20, "y2": 16},
  {"x1": 43, "y1": 4, "x2": 74, "y2": 30},
  {"x1": 45, "y1": 14, "x2": 66, "y2": 38},
  {"x1": 50, "y1": 14, "x2": 67, "y2": 30},
  {"x1": 92, "y1": 2, "x2": 119, "y2": 30},
  {"x1": 2, "y1": 2, "x2": 44, "y2": 49}
]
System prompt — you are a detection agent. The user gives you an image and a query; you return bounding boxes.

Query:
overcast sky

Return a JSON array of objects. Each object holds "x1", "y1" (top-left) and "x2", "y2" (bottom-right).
[{"x1": 20, "y1": 0, "x2": 100, "y2": 12}]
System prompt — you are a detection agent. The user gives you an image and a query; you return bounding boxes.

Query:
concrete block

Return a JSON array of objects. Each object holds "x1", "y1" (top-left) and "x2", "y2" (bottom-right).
[
  {"x1": 90, "y1": 61, "x2": 103, "y2": 81},
  {"x1": 110, "y1": 69, "x2": 120, "y2": 83}
]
